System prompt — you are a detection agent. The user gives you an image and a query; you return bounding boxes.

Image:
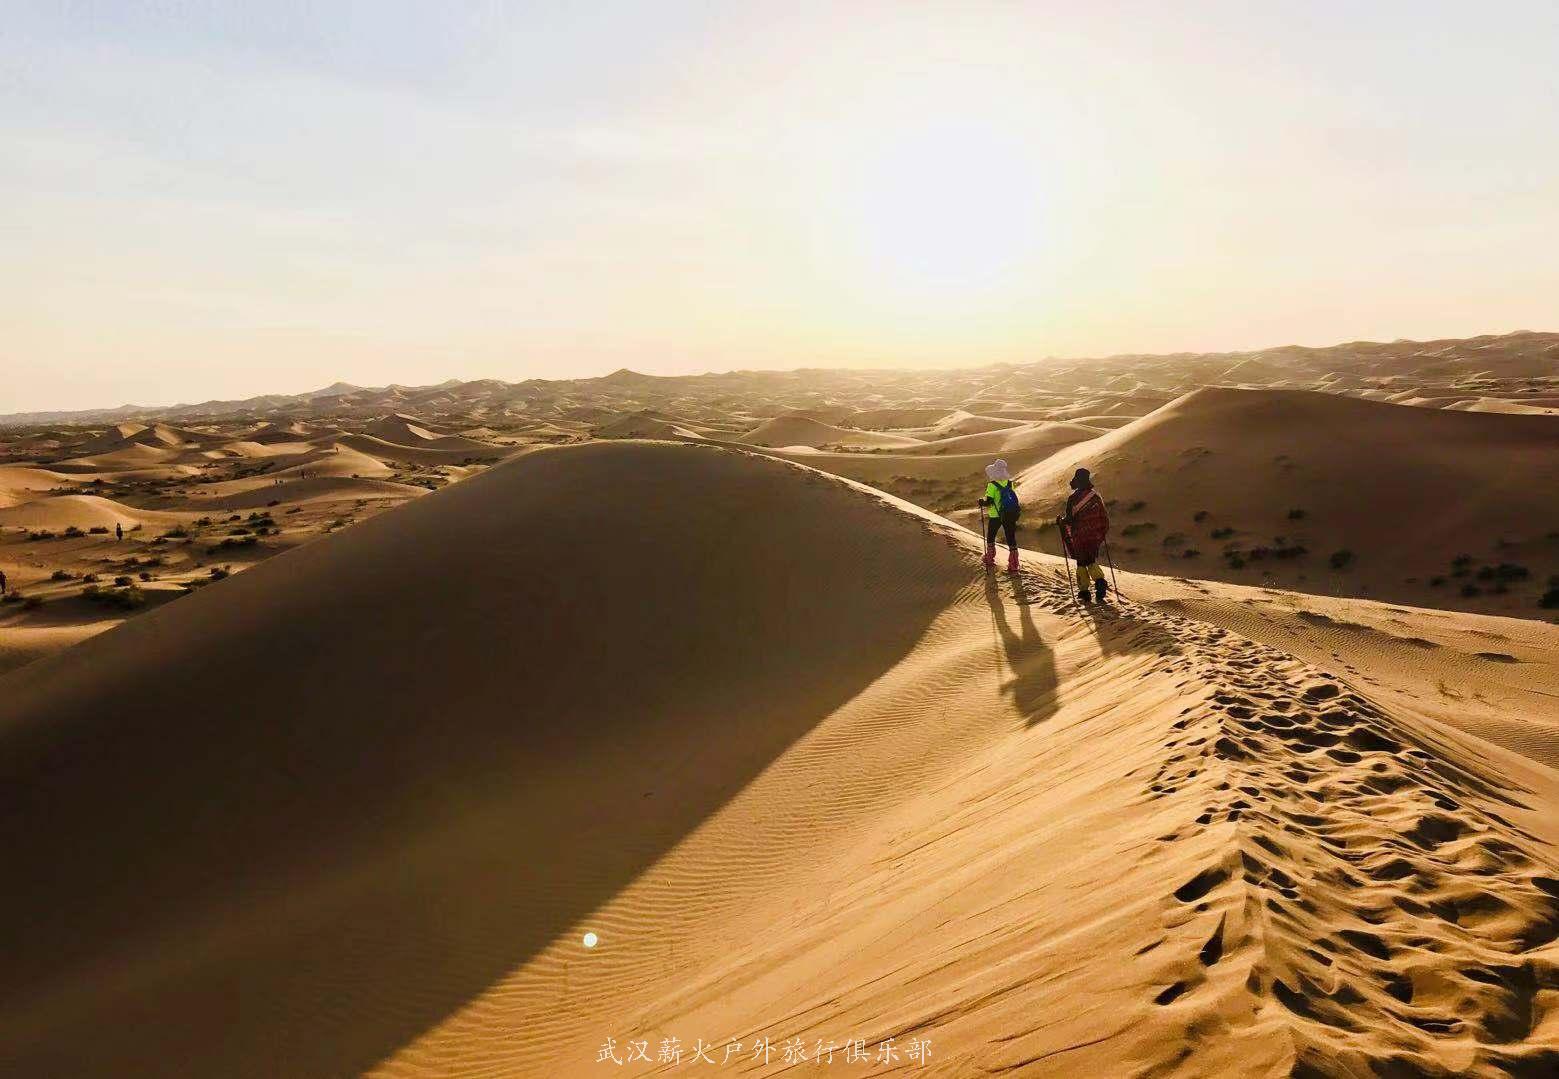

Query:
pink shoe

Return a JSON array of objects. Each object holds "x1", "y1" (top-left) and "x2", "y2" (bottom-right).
[
  {"x1": 982, "y1": 546, "x2": 996, "y2": 567},
  {"x1": 1007, "y1": 549, "x2": 1020, "y2": 572}
]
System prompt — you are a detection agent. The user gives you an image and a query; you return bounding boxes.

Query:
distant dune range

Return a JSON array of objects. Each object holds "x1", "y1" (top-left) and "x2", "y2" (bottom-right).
[{"x1": 0, "y1": 442, "x2": 1554, "y2": 1076}]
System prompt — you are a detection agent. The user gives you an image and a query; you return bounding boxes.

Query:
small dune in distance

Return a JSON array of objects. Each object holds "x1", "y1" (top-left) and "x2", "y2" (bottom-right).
[{"x1": 0, "y1": 330, "x2": 1556, "y2": 1076}]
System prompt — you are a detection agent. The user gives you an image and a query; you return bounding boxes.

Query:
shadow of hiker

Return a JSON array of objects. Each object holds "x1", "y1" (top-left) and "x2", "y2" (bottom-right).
[
  {"x1": 984, "y1": 571, "x2": 1060, "y2": 727},
  {"x1": 1075, "y1": 592, "x2": 1185, "y2": 660}
]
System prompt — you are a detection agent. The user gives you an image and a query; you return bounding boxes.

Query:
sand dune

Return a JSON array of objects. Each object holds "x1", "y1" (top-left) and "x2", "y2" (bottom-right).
[
  {"x1": 336, "y1": 432, "x2": 506, "y2": 466},
  {"x1": 740, "y1": 415, "x2": 925, "y2": 449},
  {"x1": 189, "y1": 474, "x2": 427, "y2": 510},
  {"x1": 896, "y1": 418, "x2": 1100, "y2": 457},
  {"x1": 593, "y1": 412, "x2": 703, "y2": 439},
  {"x1": 0, "y1": 494, "x2": 175, "y2": 530},
  {"x1": 1, "y1": 441, "x2": 1553, "y2": 1077},
  {"x1": 0, "y1": 465, "x2": 77, "y2": 494},
  {"x1": 1014, "y1": 388, "x2": 1559, "y2": 616},
  {"x1": 919, "y1": 409, "x2": 1029, "y2": 439}
]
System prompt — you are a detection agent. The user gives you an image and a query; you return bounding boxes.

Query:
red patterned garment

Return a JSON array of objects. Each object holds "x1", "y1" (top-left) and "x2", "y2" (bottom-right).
[{"x1": 1062, "y1": 487, "x2": 1110, "y2": 564}]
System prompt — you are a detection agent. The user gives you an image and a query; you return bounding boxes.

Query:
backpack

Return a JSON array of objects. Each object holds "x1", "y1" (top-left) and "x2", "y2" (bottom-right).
[{"x1": 996, "y1": 481, "x2": 1021, "y2": 524}]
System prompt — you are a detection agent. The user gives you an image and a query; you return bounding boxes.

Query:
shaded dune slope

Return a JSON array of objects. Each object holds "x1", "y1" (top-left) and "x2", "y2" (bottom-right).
[{"x1": 0, "y1": 442, "x2": 970, "y2": 1076}]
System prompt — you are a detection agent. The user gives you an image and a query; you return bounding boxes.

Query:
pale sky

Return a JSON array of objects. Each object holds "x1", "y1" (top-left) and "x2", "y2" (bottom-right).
[{"x1": 4, "y1": 1, "x2": 1557, "y2": 412}]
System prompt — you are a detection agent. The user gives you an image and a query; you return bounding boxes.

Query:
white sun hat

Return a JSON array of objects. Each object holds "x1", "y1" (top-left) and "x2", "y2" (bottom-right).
[{"x1": 985, "y1": 459, "x2": 1011, "y2": 482}]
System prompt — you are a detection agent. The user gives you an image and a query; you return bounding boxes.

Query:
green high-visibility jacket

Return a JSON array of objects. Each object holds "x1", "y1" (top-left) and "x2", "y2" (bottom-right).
[{"x1": 985, "y1": 480, "x2": 1015, "y2": 518}]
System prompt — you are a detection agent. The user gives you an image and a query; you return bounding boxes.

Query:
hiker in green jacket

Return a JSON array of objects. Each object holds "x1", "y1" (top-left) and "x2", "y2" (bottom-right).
[{"x1": 979, "y1": 459, "x2": 1021, "y2": 572}]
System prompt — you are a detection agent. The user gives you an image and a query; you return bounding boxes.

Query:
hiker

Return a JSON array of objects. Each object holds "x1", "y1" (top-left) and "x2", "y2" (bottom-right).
[
  {"x1": 0, "y1": 567, "x2": 7, "y2": 596},
  {"x1": 979, "y1": 459, "x2": 1022, "y2": 572},
  {"x1": 115, "y1": 522, "x2": 123, "y2": 542},
  {"x1": 1059, "y1": 468, "x2": 1110, "y2": 603}
]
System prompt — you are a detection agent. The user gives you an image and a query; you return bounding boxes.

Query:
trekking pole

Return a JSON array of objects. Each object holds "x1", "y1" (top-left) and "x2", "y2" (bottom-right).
[
  {"x1": 1105, "y1": 539, "x2": 1123, "y2": 601},
  {"x1": 1056, "y1": 517, "x2": 1073, "y2": 599}
]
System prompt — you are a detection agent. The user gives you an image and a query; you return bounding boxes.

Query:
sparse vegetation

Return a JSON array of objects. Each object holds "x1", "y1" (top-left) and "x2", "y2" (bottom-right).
[
  {"x1": 1329, "y1": 549, "x2": 1354, "y2": 570},
  {"x1": 1287, "y1": 508, "x2": 1306, "y2": 520},
  {"x1": 1475, "y1": 563, "x2": 1528, "y2": 583},
  {"x1": 84, "y1": 584, "x2": 146, "y2": 610},
  {"x1": 1193, "y1": 510, "x2": 1210, "y2": 522},
  {"x1": 51, "y1": 569, "x2": 73, "y2": 581},
  {"x1": 1210, "y1": 527, "x2": 1234, "y2": 539}
]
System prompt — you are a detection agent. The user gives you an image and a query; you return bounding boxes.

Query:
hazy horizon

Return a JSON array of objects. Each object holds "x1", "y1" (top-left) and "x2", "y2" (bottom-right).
[
  {"x1": 6, "y1": 1, "x2": 1558, "y2": 413},
  {"x1": 4, "y1": 325, "x2": 1555, "y2": 419}
]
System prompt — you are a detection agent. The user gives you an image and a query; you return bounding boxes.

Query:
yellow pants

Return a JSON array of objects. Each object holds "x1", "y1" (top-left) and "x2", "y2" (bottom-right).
[{"x1": 1075, "y1": 562, "x2": 1105, "y2": 590}]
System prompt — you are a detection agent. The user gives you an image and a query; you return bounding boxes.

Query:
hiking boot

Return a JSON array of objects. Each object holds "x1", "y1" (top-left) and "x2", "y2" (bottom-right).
[
  {"x1": 1078, "y1": 589, "x2": 1091, "y2": 603},
  {"x1": 1007, "y1": 549, "x2": 1019, "y2": 573},
  {"x1": 982, "y1": 546, "x2": 996, "y2": 567},
  {"x1": 1095, "y1": 577, "x2": 1109, "y2": 602}
]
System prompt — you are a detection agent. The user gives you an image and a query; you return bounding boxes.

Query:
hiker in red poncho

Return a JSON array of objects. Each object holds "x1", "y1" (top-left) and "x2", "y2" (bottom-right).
[{"x1": 1059, "y1": 467, "x2": 1110, "y2": 603}]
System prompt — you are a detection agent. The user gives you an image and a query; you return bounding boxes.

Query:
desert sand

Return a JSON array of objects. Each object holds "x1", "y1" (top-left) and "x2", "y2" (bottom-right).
[{"x1": 0, "y1": 333, "x2": 1556, "y2": 1076}]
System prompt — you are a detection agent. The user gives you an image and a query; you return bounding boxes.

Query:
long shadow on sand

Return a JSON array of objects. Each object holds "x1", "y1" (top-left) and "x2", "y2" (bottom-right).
[
  {"x1": 983, "y1": 572, "x2": 1060, "y2": 727},
  {"x1": 0, "y1": 443, "x2": 970, "y2": 1076}
]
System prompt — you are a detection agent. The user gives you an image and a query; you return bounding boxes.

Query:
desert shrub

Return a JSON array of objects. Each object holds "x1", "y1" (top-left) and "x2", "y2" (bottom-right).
[
  {"x1": 1162, "y1": 533, "x2": 1187, "y2": 547},
  {"x1": 1127, "y1": 500, "x2": 1147, "y2": 512},
  {"x1": 85, "y1": 585, "x2": 145, "y2": 610},
  {"x1": 229, "y1": 527, "x2": 251, "y2": 536},
  {"x1": 1227, "y1": 554, "x2": 1247, "y2": 569},
  {"x1": 50, "y1": 569, "x2": 73, "y2": 581},
  {"x1": 209, "y1": 567, "x2": 230, "y2": 580},
  {"x1": 1211, "y1": 527, "x2": 1235, "y2": 539},
  {"x1": 64, "y1": 526, "x2": 84, "y2": 538},
  {"x1": 1193, "y1": 510, "x2": 1210, "y2": 523},
  {"x1": 82, "y1": 584, "x2": 100, "y2": 598},
  {"x1": 1287, "y1": 508, "x2": 1306, "y2": 520},
  {"x1": 1429, "y1": 576, "x2": 1447, "y2": 587},
  {"x1": 27, "y1": 530, "x2": 56, "y2": 541},
  {"x1": 196, "y1": 517, "x2": 213, "y2": 526},
  {"x1": 1121, "y1": 522, "x2": 1157, "y2": 537},
  {"x1": 1182, "y1": 549, "x2": 1201, "y2": 558},
  {"x1": 22, "y1": 595, "x2": 42, "y2": 610},
  {"x1": 81, "y1": 573, "x2": 99, "y2": 583},
  {"x1": 138, "y1": 571, "x2": 152, "y2": 582},
  {"x1": 1451, "y1": 554, "x2": 1473, "y2": 569},
  {"x1": 1461, "y1": 583, "x2": 1482, "y2": 597},
  {"x1": 88, "y1": 525, "x2": 110, "y2": 534},
  {"x1": 1329, "y1": 549, "x2": 1354, "y2": 570},
  {"x1": 113, "y1": 575, "x2": 132, "y2": 587},
  {"x1": 227, "y1": 514, "x2": 240, "y2": 522},
  {"x1": 1273, "y1": 545, "x2": 1308, "y2": 559},
  {"x1": 1541, "y1": 586, "x2": 1559, "y2": 609},
  {"x1": 286, "y1": 507, "x2": 302, "y2": 515},
  {"x1": 1475, "y1": 563, "x2": 1528, "y2": 583},
  {"x1": 163, "y1": 527, "x2": 189, "y2": 539}
]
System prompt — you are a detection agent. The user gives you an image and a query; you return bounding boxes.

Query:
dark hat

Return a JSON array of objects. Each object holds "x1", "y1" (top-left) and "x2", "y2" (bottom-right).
[{"x1": 1069, "y1": 467, "x2": 1092, "y2": 490}]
